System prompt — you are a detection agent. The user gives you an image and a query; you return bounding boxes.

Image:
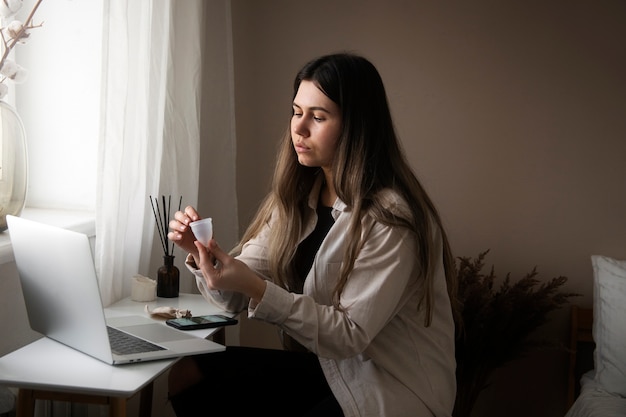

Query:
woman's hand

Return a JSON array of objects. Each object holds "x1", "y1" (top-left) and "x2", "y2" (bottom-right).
[
  {"x1": 167, "y1": 206, "x2": 202, "y2": 259},
  {"x1": 195, "y1": 239, "x2": 267, "y2": 302}
]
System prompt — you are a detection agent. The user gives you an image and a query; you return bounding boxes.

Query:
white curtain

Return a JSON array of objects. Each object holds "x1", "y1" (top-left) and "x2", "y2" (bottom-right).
[{"x1": 95, "y1": 0, "x2": 204, "y2": 306}]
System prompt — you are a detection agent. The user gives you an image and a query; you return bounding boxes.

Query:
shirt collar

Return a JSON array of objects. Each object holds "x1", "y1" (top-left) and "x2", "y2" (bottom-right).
[{"x1": 307, "y1": 173, "x2": 347, "y2": 219}]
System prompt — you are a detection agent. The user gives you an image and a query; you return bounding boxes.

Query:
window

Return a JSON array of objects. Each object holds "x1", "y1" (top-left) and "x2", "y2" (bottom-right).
[
  {"x1": 15, "y1": 0, "x2": 103, "y2": 211},
  {"x1": 0, "y1": 0, "x2": 101, "y2": 264}
]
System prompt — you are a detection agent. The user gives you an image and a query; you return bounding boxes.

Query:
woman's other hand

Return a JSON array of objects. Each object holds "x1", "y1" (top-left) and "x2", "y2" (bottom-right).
[{"x1": 195, "y1": 239, "x2": 267, "y2": 303}]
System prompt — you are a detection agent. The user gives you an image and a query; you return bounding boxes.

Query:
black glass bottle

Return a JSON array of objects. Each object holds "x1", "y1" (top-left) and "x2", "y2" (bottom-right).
[{"x1": 157, "y1": 255, "x2": 179, "y2": 298}]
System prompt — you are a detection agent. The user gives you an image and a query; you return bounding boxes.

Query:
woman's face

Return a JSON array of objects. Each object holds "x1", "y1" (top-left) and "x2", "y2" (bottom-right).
[{"x1": 291, "y1": 80, "x2": 342, "y2": 172}]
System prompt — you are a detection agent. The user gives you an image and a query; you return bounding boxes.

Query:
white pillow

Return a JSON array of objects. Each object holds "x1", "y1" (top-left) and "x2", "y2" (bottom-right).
[{"x1": 591, "y1": 255, "x2": 626, "y2": 397}]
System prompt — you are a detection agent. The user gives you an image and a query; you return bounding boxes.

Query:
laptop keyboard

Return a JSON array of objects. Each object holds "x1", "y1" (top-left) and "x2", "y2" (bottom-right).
[{"x1": 107, "y1": 326, "x2": 166, "y2": 355}]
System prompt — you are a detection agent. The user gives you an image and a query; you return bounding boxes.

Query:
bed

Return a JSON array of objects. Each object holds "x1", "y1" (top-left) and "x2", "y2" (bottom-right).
[{"x1": 564, "y1": 255, "x2": 626, "y2": 417}]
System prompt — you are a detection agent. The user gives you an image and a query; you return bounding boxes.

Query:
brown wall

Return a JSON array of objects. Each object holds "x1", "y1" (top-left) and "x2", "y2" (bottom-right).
[{"x1": 230, "y1": 1, "x2": 626, "y2": 416}]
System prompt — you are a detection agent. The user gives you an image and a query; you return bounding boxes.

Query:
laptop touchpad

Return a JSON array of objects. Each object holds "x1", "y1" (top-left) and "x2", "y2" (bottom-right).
[{"x1": 120, "y1": 323, "x2": 192, "y2": 343}]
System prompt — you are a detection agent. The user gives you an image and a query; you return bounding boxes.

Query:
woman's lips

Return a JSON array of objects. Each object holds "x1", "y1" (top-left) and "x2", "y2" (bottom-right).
[{"x1": 294, "y1": 143, "x2": 310, "y2": 153}]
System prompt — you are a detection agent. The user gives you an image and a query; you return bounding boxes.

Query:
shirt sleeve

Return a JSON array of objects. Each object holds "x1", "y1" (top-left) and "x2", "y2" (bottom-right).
[
  {"x1": 184, "y1": 253, "x2": 249, "y2": 313},
  {"x1": 185, "y1": 219, "x2": 275, "y2": 313}
]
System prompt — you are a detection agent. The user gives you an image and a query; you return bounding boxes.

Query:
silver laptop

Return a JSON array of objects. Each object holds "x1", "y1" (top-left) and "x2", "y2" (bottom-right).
[{"x1": 7, "y1": 215, "x2": 225, "y2": 365}]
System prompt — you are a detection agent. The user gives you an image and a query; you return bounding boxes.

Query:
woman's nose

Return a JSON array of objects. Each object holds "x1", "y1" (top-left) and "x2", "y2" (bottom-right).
[{"x1": 292, "y1": 118, "x2": 309, "y2": 137}]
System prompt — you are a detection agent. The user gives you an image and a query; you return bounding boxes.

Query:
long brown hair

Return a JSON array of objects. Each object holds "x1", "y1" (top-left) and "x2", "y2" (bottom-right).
[{"x1": 233, "y1": 53, "x2": 459, "y2": 326}]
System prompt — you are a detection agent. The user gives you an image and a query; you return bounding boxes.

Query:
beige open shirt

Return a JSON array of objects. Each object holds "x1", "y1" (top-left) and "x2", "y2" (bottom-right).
[{"x1": 187, "y1": 179, "x2": 456, "y2": 417}]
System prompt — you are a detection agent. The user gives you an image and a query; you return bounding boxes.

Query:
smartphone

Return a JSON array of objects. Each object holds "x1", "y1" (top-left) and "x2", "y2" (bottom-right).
[{"x1": 166, "y1": 314, "x2": 238, "y2": 330}]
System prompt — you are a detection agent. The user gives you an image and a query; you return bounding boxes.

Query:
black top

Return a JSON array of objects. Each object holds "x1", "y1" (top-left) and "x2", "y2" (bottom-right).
[
  {"x1": 291, "y1": 204, "x2": 335, "y2": 293},
  {"x1": 283, "y1": 203, "x2": 335, "y2": 352}
]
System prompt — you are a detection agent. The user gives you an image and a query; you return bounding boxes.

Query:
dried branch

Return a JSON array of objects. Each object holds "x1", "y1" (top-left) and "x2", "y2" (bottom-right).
[
  {"x1": 453, "y1": 250, "x2": 580, "y2": 417},
  {"x1": 0, "y1": 0, "x2": 44, "y2": 96}
]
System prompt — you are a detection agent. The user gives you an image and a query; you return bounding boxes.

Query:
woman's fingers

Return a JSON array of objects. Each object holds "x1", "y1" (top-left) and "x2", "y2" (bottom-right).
[{"x1": 183, "y1": 206, "x2": 200, "y2": 223}]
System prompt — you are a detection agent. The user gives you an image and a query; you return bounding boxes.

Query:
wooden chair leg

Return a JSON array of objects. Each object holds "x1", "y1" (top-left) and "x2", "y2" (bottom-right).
[
  {"x1": 16, "y1": 389, "x2": 35, "y2": 417},
  {"x1": 138, "y1": 382, "x2": 153, "y2": 417},
  {"x1": 108, "y1": 397, "x2": 126, "y2": 417}
]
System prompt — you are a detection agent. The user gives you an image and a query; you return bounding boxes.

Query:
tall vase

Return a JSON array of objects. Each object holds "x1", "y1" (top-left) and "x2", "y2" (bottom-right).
[
  {"x1": 157, "y1": 255, "x2": 179, "y2": 298},
  {"x1": 0, "y1": 101, "x2": 28, "y2": 232}
]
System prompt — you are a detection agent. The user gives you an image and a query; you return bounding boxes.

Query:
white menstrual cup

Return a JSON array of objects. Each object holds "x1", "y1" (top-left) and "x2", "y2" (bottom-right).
[{"x1": 190, "y1": 218, "x2": 213, "y2": 246}]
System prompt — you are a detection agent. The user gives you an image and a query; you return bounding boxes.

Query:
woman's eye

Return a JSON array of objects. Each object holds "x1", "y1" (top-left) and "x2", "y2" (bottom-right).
[{"x1": 291, "y1": 110, "x2": 325, "y2": 122}]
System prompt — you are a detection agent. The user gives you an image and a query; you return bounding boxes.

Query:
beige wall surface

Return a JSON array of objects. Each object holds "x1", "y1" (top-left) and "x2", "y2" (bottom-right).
[{"x1": 230, "y1": 1, "x2": 625, "y2": 416}]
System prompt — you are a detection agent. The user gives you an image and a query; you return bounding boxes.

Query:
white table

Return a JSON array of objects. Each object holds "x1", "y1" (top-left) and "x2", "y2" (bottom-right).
[
  {"x1": 0, "y1": 293, "x2": 228, "y2": 417},
  {"x1": 105, "y1": 293, "x2": 230, "y2": 343}
]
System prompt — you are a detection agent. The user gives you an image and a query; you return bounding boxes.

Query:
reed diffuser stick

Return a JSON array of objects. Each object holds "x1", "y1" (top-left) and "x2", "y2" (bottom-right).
[{"x1": 149, "y1": 195, "x2": 182, "y2": 256}]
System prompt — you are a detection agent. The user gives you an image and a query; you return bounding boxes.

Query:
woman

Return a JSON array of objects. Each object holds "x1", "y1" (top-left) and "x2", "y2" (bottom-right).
[{"x1": 167, "y1": 52, "x2": 459, "y2": 417}]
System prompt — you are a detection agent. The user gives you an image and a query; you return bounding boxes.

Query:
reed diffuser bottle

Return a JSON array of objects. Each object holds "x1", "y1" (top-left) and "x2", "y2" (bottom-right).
[
  {"x1": 157, "y1": 254, "x2": 179, "y2": 298},
  {"x1": 150, "y1": 195, "x2": 182, "y2": 298}
]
